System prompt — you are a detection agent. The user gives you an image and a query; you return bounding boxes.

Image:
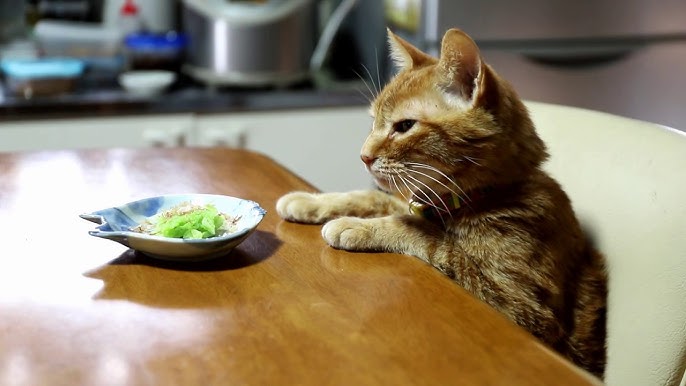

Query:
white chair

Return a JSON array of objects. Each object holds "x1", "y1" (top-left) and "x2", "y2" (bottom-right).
[{"x1": 526, "y1": 101, "x2": 686, "y2": 386}]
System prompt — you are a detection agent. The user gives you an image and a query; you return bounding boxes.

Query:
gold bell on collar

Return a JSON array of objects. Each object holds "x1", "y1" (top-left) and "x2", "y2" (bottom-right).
[{"x1": 408, "y1": 193, "x2": 463, "y2": 218}]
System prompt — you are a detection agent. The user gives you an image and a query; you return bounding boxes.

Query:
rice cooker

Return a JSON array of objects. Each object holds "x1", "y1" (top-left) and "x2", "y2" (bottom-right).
[{"x1": 181, "y1": 0, "x2": 357, "y2": 87}]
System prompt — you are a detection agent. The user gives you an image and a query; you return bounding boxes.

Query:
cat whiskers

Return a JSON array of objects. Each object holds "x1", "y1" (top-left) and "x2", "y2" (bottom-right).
[
  {"x1": 374, "y1": 48, "x2": 382, "y2": 94},
  {"x1": 388, "y1": 174, "x2": 410, "y2": 202},
  {"x1": 379, "y1": 165, "x2": 418, "y2": 201},
  {"x1": 352, "y1": 69, "x2": 375, "y2": 104},
  {"x1": 404, "y1": 162, "x2": 470, "y2": 203},
  {"x1": 352, "y1": 62, "x2": 382, "y2": 104},
  {"x1": 379, "y1": 165, "x2": 451, "y2": 225},
  {"x1": 463, "y1": 156, "x2": 483, "y2": 167},
  {"x1": 399, "y1": 174, "x2": 435, "y2": 206},
  {"x1": 398, "y1": 171, "x2": 452, "y2": 225},
  {"x1": 361, "y1": 63, "x2": 381, "y2": 96}
]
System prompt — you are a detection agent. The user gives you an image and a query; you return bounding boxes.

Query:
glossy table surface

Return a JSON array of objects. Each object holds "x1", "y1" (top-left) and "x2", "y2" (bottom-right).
[{"x1": 0, "y1": 148, "x2": 600, "y2": 385}]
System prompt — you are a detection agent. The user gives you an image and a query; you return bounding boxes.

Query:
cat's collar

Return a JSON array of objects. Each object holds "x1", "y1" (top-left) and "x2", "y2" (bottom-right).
[
  {"x1": 408, "y1": 189, "x2": 489, "y2": 220},
  {"x1": 409, "y1": 192, "x2": 464, "y2": 219}
]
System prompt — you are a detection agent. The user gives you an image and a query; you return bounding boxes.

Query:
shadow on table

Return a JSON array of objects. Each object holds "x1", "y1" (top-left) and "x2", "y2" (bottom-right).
[
  {"x1": 81, "y1": 230, "x2": 283, "y2": 308},
  {"x1": 106, "y1": 229, "x2": 281, "y2": 272}
]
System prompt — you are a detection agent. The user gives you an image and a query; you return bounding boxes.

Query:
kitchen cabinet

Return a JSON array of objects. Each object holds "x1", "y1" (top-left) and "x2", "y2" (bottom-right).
[
  {"x1": 0, "y1": 114, "x2": 194, "y2": 152},
  {"x1": 0, "y1": 107, "x2": 374, "y2": 192},
  {"x1": 191, "y1": 107, "x2": 374, "y2": 192}
]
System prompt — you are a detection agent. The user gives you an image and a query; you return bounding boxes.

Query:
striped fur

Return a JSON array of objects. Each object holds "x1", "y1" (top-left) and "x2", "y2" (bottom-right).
[{"x1": 277, "y1": 28, "x2": 607, "y2": 378}]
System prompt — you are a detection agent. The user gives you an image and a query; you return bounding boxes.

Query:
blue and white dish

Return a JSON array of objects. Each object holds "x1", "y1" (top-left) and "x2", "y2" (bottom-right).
[{"x1": 80, "y1": 194, "x2": 266, "y2": 261}]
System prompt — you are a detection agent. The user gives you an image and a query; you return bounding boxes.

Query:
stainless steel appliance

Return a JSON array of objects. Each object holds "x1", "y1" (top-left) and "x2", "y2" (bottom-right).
[
  {"x1": 0, "y1": 0, "x2": 26, "y2": 43},
  {"x1": 385, "y1": 0, "x2": 686, "y2": 131},
  {"x1": 181, "y1": 0, "x2": 357, "y2": 87}
]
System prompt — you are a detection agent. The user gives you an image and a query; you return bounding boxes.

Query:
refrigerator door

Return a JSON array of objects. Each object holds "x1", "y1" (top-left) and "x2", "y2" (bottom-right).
[
  {"x1": 399, "y1": 0, "x2": 686, "y2": 131},
  {"x1": 481, "y1": 41, "x2": 686, "y2": 131},
  {"x1": 425, "y1": 0, "x2": 686, "y2": 48}
]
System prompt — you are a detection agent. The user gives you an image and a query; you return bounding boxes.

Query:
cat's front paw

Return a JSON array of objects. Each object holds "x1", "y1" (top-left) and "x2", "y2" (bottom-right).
[
  {"x1": 322, "y1": 217, "x2": 375, "y2": 251},
  {"x1": 276, "y1": 191, "x2": 329, "y2": 224}
]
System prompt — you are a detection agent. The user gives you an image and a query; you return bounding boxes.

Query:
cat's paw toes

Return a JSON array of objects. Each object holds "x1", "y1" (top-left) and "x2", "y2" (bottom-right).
[
  {"x1": 276, "y1": 191, "x2": 327, "y2": 224},
  {"x1": 322, "y1": 217, "x2": 373, "y2": 251}
]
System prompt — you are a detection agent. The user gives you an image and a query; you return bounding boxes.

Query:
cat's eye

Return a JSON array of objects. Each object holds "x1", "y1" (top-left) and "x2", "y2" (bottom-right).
[{"x1": 393, "y1": 119, "x2": 416, "y2": 133}]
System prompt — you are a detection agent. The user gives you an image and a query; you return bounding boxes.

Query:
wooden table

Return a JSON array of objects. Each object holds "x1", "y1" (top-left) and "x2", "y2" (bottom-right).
[{"x1": 0, "y1": 148, "x2": 599, "y2": 385}]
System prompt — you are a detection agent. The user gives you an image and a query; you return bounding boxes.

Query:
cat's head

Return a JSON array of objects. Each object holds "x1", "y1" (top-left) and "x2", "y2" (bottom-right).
[{"x1": 362, "y1": 28, "x2": 548, "y2": 200}]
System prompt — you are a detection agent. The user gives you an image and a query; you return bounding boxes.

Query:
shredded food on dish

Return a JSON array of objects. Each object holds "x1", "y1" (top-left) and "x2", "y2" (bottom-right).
[{"x1": 132, "y1": 202, "x2": 240, "y2": 239}]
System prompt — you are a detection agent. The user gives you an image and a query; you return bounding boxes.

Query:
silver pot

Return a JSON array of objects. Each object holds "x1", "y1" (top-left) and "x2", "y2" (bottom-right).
[{"x1": 181, "y1": 0, "x2": 357, "y2": 87}]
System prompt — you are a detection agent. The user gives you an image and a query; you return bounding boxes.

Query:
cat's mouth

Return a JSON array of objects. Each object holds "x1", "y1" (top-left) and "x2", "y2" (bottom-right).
[
  {"x1": 365, "y1": 168, "x2": 390, "y2": 190},
  {"x1": 368, "y1": 161, "x2": 465, "y2": 206},
  {"x1": 367, "y1": 174, "x2": 447, "y2": 219}
]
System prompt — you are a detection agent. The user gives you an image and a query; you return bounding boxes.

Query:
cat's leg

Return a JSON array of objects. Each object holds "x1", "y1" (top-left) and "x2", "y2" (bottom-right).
[
  {"x1": 277, "y1": 190, "x2": 407, "y2": 224},
  {"x1": 321, "y1": 215, "x2": 439, "y2": 262},
  {"x1": 322, "y1": 215, "x2": 567, "y2": 341}
]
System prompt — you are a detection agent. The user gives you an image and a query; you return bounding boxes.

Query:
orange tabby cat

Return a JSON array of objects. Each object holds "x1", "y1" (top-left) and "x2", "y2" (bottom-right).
[{"x1": 277, "y1": 28, "x2": 607, "y2": 377}]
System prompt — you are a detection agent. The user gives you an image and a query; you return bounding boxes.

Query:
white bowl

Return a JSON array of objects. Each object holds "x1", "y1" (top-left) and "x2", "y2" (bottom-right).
[
  {"x1": 80, "y1": 194, "x2": 266, "y2": 261},
  {"x1": 118, "y1": 70, "x2": 176, "y2": 96}
]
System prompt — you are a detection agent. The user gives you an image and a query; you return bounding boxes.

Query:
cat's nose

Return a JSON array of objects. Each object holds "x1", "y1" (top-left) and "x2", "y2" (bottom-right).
[{"x1": 360, "y1": 154, "x2": 376, "y2": 166}]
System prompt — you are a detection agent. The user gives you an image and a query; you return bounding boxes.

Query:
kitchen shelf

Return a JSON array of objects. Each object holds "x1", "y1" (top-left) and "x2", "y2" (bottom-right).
[{"x1": 0, "y1": 77, "x2": 372, "y2": 122}]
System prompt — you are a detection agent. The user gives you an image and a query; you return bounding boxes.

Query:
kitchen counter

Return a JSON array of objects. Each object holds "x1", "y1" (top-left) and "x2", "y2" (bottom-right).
[{"x1": 0, "y1": 76, "x2": 371, "y2": 122}]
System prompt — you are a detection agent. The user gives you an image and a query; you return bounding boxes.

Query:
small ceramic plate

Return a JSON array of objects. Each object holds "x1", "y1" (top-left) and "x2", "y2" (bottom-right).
[
  {"x1": 118, "y1": 70, "x2": 176, "y2": 96},
  {"x1": 80, "y1": 194, "x2": 266, "y2": 261}
]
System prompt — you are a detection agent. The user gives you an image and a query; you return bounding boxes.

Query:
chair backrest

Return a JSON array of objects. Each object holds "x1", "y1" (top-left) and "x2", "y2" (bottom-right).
[{"x1": 526, "y1": 101, "x2": 686, "y2": 386}]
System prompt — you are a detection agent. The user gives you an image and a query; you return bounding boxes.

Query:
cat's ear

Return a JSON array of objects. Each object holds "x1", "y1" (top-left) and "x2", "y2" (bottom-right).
[
  {"x1": 387, "y1": 28, "x2": 434, "y2": 72},
  {"x1": 436, "y1": 29, "x2": 484, "y2": 105}
]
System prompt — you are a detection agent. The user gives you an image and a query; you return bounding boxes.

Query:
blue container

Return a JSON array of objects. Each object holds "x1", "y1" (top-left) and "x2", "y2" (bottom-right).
[
  {"x1": 0, "y1": 58, "x2": 85, "y2": 79},
  {"x1": 123, "y1": 32, "x2": 187, "y2": 70},
  {"x1": 0, "y1": 58, "x2": 85, "y2": 96}
]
